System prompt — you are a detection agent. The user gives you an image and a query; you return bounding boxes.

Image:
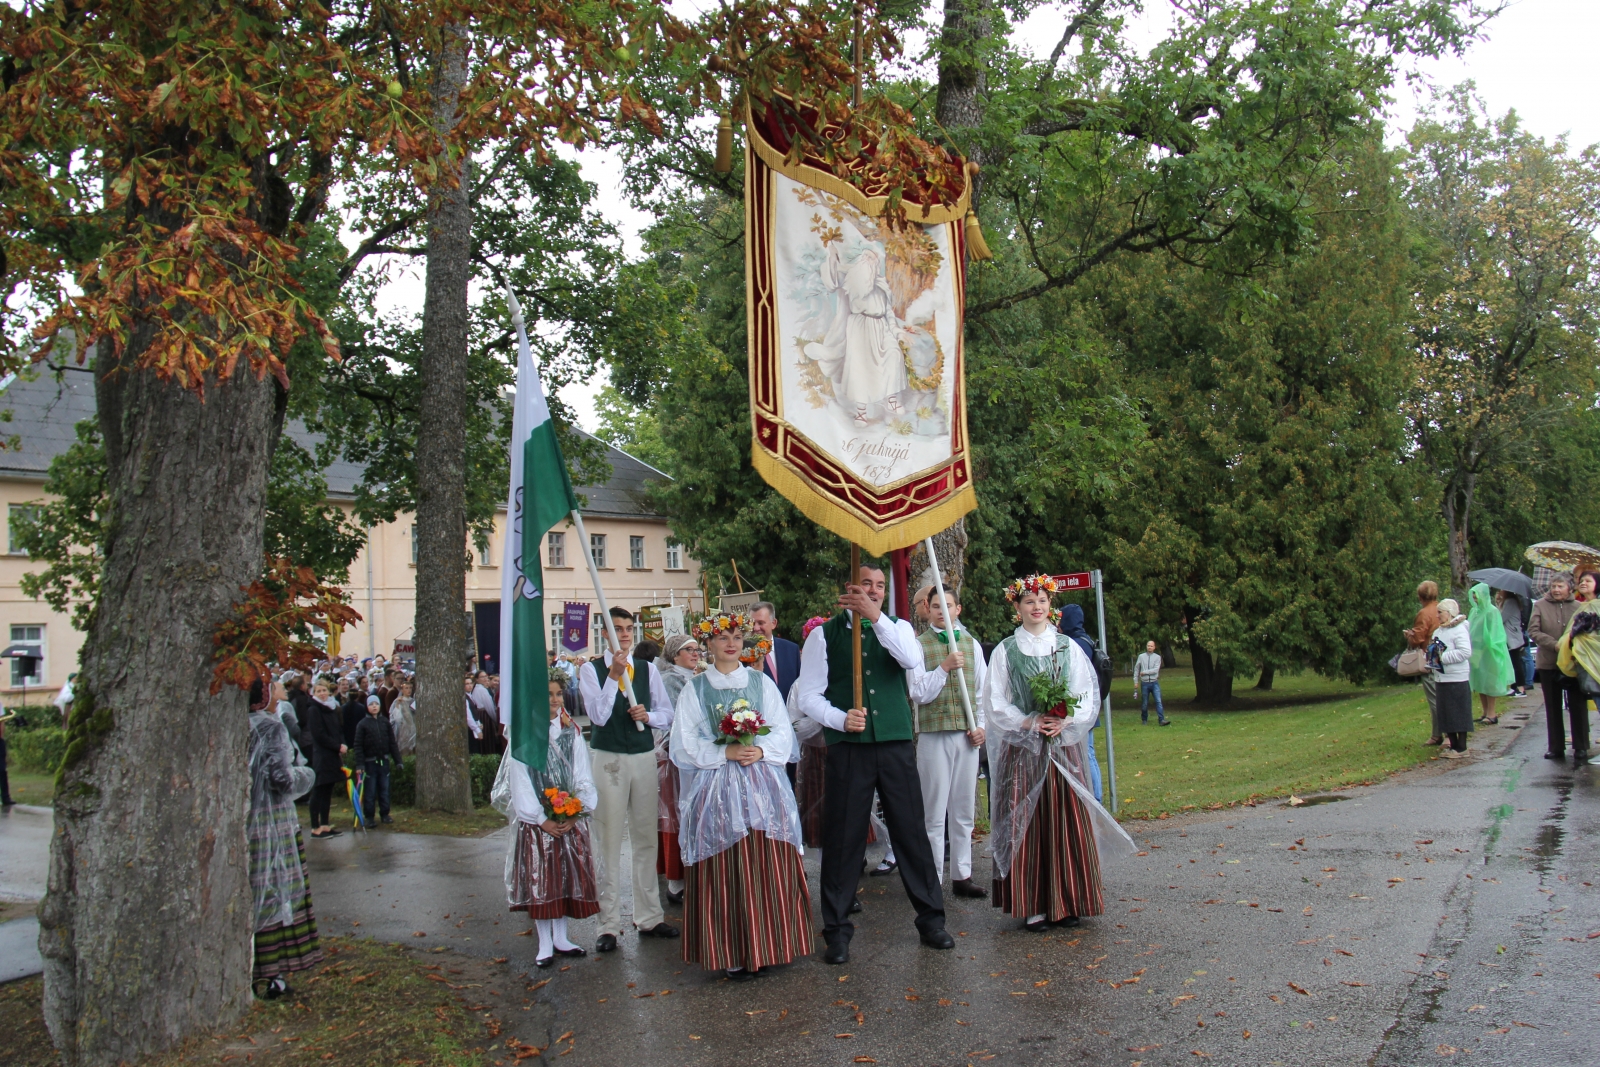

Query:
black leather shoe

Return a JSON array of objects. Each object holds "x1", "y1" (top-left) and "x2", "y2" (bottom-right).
[
  {"x1": 823, "y1": 941, "x2": 850, "y2": 965},
  {"x1": 596, "y1": 933, "x2": 618, "y2": 953},
  {"x1": 535, "y1": 955, "x2": 555, "y2": 969},
  {"x1": 950, "y1": 878, "x2": 988, "y2": 899},
  {"x1": 920, "y1": 928, "x2": 956, "y2": 950},
  {"x1": 554, "y1": 946, "x2": 587, "y2": 958},
  {"x1": 725, "y1": 967, "x2": 757, "y2": 981},
  {"x1": 1052, "y1": 915, "x2": 1081, "y2": 928},
  {"x1": 1023, "y1": 917, "x2": 1049, "y2": 932},
  {"x1": 869, "y1": 860, "x2": 898, "y2": 877},
  {"x1": 666, "y1": 889, "x2": 685, "y2": 906},
  {"x1": 639, "y1": 921, "x2": 681, "y2": 939},
  {"x1": 848, "y1": 898, "x2": 863, "y2": 915},
  {"x1": 1545, "y1": 751, "x2": 1564, "y2": 759}
]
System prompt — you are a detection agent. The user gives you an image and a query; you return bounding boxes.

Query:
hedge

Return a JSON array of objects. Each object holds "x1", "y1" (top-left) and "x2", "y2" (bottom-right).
[
  {"x1": 387, "y1": 754, "x2": 499, "y2": 808},
  {"x1": 8, "y1": 724, "x2": 67, "y2": 774}
]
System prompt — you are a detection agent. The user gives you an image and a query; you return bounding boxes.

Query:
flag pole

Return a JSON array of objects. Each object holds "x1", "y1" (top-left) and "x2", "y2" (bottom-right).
[
  {"x1": 850, "y1": 543, "x2": 863, "y2": 710},
  {"x1": 571, "y1": 509, "x2": 644, "y2": 731},
  {"x1": 923, "y1": 536, "x2": 976, "y2": 732}
]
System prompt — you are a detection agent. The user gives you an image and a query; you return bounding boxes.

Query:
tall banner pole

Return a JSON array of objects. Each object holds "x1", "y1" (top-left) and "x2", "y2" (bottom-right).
[
  {"x1": 571, "y1": 509, "x2": 644, "y2": 732},
  {"x1": 923, "y1": 536, "x2": 976, "y2": 732},
  {"x1": 850, "y1": 543, "x2": 864, "y2": 709},
  {"x1": 1093, "y1": 568, "x2": 1117, "y2": 811}
]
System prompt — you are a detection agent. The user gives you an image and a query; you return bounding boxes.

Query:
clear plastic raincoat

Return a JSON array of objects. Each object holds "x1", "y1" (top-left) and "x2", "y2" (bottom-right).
[
  {"x1": 490, "y1": 718, "x2": 598, "y2": 910},
  {"x1": 248, "y1": 710, "x2": 317, "y2": 932}
]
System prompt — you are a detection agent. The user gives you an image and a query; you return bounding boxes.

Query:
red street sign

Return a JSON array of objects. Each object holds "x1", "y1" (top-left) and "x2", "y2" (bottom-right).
[{"x1": 1052, "y1": 572, "x2": 1094, "y2": 591}]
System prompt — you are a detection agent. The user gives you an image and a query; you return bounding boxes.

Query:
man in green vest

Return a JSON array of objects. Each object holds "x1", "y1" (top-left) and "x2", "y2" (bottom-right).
[
  {"x1": 796, "y1": 564, "x2": 964, "y2": 964},
  {"x1": 577, "y1": 606, "x2": 680, "y2": 953}
]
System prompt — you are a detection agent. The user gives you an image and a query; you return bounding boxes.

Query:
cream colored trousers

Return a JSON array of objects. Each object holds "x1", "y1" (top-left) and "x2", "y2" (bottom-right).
[{"x1": 590, "y1": 748, "x2": 664, "y2": 935}]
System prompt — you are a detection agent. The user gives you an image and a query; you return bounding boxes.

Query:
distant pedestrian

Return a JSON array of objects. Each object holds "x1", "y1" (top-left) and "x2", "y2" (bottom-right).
[
  {"x1": 1133, "y1": 641, "x2": 1168, "y2": 725},
  {"x1": 657, "y1": 634, "x2": 701, "y2": 906},
  {"x1": 1467, "y1": 584, "x2": 1513, "y2": 726},
  {"x1": 1429, "y1": 599, "x2": 1474, "y2": 759},
  {"x1": 1529, "y1": 575, "x2": 1584, "y2": 761},
  {"x1": 388, "y1": 677, "x2": 417, "y2": 757},
  {"x1": 1556, "y1": 587, "x2": 1600, "y2": 764},
  {"x1": 305, "y1": 680, "x2": 346, "y2": 839},
  {"x1": 1495, "y1": 589, "x2": 1529, "y2": 697},
  {"x1": 352, "y1": 695, "x2": 399, "y2": 824},
  {"x1": 1405, "y1": 581, "x2": 1444, "y2": 746}
]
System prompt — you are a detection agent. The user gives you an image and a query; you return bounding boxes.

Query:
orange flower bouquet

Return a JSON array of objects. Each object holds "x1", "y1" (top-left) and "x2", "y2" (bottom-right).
[{"x1": 540, "y1": 787, "x2": 587, "y2": 824}]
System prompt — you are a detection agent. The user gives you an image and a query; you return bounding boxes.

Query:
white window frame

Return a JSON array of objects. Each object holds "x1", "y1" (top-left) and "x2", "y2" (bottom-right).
[
  {"x1": 591, "y1": 614, "x2": 605, "y2": 652},
  {"x1": 8, "y1": 504, "x2": 40, "y2": 556},
  {"x1": 410, "y1": 524, "x2": 418, "y2": 565},
  {"x1": 629, "y1": 535, "x2": 645, "y2": 569},
  {"x1": 549, "y1": 612, "x2": 562, "y2": 650},
  {"x1": 9, "y1": 624, "x2": 43, "y2": 687},
  {"x1": 665, "y1": 540, "x2": 682, "y2": 569},
  {"x1": 477, "y1": 535, "x2": 494, "y2": 568},
  {"x1": 547, "y1": 531, "x2": 566, "y2": 567},
  {"x1": 589, "y1": 533, "x2": 607, "y2": 569}
]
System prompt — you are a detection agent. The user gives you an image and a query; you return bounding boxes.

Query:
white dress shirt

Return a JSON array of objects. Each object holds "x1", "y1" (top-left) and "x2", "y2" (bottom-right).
[
  {"x1": 795, "y1": 612, "x2": 947, "y2": 732},
  {"x1": 507, "y1": 718, "x2": 597, "y2": 825},
  {"x1": 980, "y1": 625, "x2": 1100, "y2": 747},
  {"x1": 577, "y1": 649, "x2": 675, "y2": 731}
]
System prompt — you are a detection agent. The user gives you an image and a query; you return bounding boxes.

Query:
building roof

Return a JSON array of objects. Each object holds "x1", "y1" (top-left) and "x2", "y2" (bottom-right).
[{"x1": 0, "y1": 365, "x2": 668, "y2": 520}]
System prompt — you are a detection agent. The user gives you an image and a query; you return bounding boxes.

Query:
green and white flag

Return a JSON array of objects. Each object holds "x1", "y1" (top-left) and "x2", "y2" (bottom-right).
[{"x1": 499, "y1": 289, "x2": 579, "y2": 772}]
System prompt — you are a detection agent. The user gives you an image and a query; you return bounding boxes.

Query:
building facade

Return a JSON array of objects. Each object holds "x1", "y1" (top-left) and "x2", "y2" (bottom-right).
[{"x1": 0, "y1": 365, "x2": 702, "y2": 699}]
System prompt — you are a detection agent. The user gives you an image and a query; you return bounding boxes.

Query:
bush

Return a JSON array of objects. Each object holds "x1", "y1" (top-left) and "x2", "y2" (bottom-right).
[
  {"x1": 9, "y1": 724, "x2": 67, "y2": 774},
  {"x1": 385, "y1": 754, "x2": 499, "y2": 808}
]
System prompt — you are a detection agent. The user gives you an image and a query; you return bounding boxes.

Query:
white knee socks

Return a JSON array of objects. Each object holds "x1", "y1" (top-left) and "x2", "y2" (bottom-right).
[
  {"x1": 535, "y1": 919, "x2": 554, "y2": 960},
  {"x1": 667, "y1": 878, "x2": 685, "y2": 894},
  {"x1": 551, "y1": 916, "x2": 579, "y2": 952}
]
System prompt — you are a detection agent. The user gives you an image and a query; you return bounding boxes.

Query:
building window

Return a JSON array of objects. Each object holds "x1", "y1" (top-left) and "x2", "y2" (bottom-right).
[
  {"x1": 9, "y1": 624, "x2": 43, "y2": 687},
  {"x1": 410, "y1": 524, "x2": 418, "y2": 565},
  {"x1": 591, "y1": 614, "x2": 606, "y2": 652},
  {"x1": 550, "y1": 612, "x2": 562, "y2": 650},
  {"x1": 477, "y1": 535, "x2": 493, "y2": 567},
  {"x1": 547, "y1": 531, "x2": 565, "y2": 567},
  {"x1": 589, "y1": 533, "x2": 606, "y2": 569},
  {"x1": 665, "y1": 540, "x2": 682, "y2": 569},
  {"x1": 8, "y1": 504, "x2": 39, "y2": 556},
  {"x1": 629, "y1": 536, "x2": 645, "y2": 569}
]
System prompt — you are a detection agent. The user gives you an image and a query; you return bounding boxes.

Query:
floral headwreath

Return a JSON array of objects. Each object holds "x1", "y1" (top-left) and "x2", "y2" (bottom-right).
[
  {"x1": 1005, "y1": 573, "x2": 1062, "y2": 625},
  {"x1": 693, "y1": 611, "x2": 750, "y2": 638},
  {"x1": 800, "y1": 615, "x2": 829, "y2": 641},
  {"x1": 738, "y1": 634, "x2": 774, "y2": 667}
]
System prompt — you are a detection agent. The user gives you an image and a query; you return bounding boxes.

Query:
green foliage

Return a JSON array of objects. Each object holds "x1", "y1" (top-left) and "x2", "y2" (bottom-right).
[
  {"x1": 594, "y1": 385, "x2": 674, "y2": 474},
  {"x1": 387, "y1": 754, "x2": 499, "y2": 808},
  {"x1": 8, "y1": 724, "x2": 67, "y2": 774}
]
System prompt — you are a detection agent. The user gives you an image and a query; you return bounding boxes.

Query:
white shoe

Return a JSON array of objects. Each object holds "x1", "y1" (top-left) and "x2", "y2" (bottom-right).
[{"x1": 1440, "y1": 748, "x2": 1466, "y2": 759}]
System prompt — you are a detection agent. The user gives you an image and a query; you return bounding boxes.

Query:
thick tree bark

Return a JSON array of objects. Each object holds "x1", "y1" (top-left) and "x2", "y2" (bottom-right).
[
  {"x1": 38, "y1": 336, "x2": 276, "y2": 1064},
  {"x1": 1254, "y1": 665, "x2": 1275, "y2": 691},
  {"x1": 1184, "y1": 615, "x2": 1232, "y2": 704},
  {"x1": 412, "y1": 25, "x2": 474, "y2": 813},
  {"x1": 1442, "y1": 473, "x2": 1474, "y2": 597}
]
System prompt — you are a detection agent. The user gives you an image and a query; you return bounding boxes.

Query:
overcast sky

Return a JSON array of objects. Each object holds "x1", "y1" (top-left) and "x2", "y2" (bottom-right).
[{"x1": 406, "y1": 0, "x2": 1600, "y2": 433}]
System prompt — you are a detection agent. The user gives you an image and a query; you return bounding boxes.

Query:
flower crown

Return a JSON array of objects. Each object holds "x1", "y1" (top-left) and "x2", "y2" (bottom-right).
[
  {"x1": 738, "y1": 634, "x2": 774, "y2": 667},
  {"x1": 800, "y1": 615, "x2": 829, "y2": 641},
  {"x1": 1005, "y1": 573, "x2": 1062, "y2": 625},
  {"x1": 694, "y1": 611, "x2": 750, "y2": 638}
]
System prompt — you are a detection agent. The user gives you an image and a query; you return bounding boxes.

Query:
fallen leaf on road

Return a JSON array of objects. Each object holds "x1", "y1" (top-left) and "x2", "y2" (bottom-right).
[
  {"x1": 1242, "y1": 1030, "x2": 1252, "y2": 1039},
  {"x1": 838, "y1": 976, "x2": 849, "y2": 983},
  {"x1": 1303, "y1": 907, "x2": 1314, "y2": 916},
  {"x1": 1336, "y1": 949, "x2": 1354, "y2": 957},
  {"x1": 1415, "y1": 839, "x2": 1433, "y2": 845},
  {"x1": 412, "y1": 932, "x2": 427, "y2": 937},
  {"x1": 1288, "y1": 983, "x2": 1311, "y2": 996},
  {"x1": 1437, "y1": 1046, "x2": 1460, "y2": 1055},
  {"x1": 834, "y1": 1033, "x2": 853, "y2": 1039},
  {"x1": 1322, "y1": 868, "x2": 1337, "y2": 873},
  {"x1": 1289, "y1": 796, "x2": 1305, "y2": 806},
  {"x1": 938, "y1": 999, "x2": 953, "y2": 1007},
  {"x1": 1268, "y1": 907, "x2": 1284, "y2": 912},
  {"x1": 1192, "y1": 1052, "x2": 1211, "y2": 1058},
  {"x1": 744, "y1": 1009, "x2": 766, "y2": 1016},
  {"x1": 1172, "y1": 995, "x2": 1197, "y2": 1006},
  {"x1": 1487, "y1": 1028, "x2": 1509, "y2": 1035},
  {"x1": 1268, "y1": 995, "x2": 1282, "y2": 1003},
  {"x1": 491, "y1": 957, "x2": 507, "y2": 963},
  {"x1": 853, "y1": 1058, "x2": 877, "y2": 1064},
  {"x1": 527, "y1": 978, "x2": 551, "y2": 993},
  {"x1": 1034, "y1": 980, "x2": 1049, "y2": 988},
  {"x1": 1341, "y1": 981, "x2": 1367, "y2": 988},
  {"x1": 1126, "y1": 1045, "x2": 1162, "y2": 1052},
  {"x1": 1512, "y1": 1021, "x2": 1537, "y2": 1028},
  {"x1": 515, "y1": 929, "x2": 532, "y2": 936},
  {"x1": 1388, "y1": 878, "x2": 1405, "y2": 883},
  {"x1": 956, "y1": 1020, "x2": 970, "y2": 1026},
  {"x1": 905, "y1": 994, "x2": 920, "y2": 1001}
]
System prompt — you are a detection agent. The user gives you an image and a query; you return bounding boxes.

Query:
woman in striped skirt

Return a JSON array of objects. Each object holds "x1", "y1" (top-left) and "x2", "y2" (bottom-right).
[
  {"x1": 495, "y1": 669, "x2": 600, "y2": 969},
  {"x1": 248, "y1": 676, "x2": 323, "y2": 998},
  {"x1": 671, "y1": 611, "x2": 810, "y2": 980},
  {"x1": 981, "y1": 575, "x2": 1135, "y2": 932},
  {"x1": 657, "y1": 634, "x2": 702, "y2": 904}
]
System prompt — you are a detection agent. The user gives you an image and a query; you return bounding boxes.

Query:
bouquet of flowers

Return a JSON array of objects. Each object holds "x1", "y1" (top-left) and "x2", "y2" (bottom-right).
[
  {"x1": 1027, "y1": 671, "x2": 1080, "y2": 740},
  {"x1": 540, "y1": 786, "x2": 587, "y2": 823},
  {"x1": 713, "y1": 698, "x2": 770, "y2": 745},
  {"x1": 738, "y1": 634, "x2": 773, "y2": 667}
]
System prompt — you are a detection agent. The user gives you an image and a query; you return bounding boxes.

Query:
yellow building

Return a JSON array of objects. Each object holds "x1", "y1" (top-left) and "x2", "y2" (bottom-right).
[{"x1": 0, "y1": 365, "x2": 702, "y2": 698}]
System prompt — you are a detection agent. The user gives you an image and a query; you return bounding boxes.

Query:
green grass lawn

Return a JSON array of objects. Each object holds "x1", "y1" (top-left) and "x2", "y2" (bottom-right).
[
  {"x1": 4, "y1": 772, "x2": 55, "y2": 807},
  {"x1": 1095, "y1": 669, "x2": 1433, "y2": 819}
]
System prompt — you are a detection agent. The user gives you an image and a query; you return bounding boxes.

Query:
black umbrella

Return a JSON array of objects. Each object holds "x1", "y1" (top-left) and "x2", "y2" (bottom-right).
[{"x1": 1466, "y1": 568, "x2": 1533, "y2": 600}]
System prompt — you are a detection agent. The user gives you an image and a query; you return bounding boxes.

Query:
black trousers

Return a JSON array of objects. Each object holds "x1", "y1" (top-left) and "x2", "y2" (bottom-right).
[
  {"x1": 0, "y1": 735, "x2": 12, "y2": 805},
  {"x1": 309, "y1": 782, "x2": 335, "y2": 828},
  {"x1": 1540, "y1": 668, "x2": 1590, "y2": 754},
  {"x1": 820, "y1": 740, "x2": 945, "y2": 943}
]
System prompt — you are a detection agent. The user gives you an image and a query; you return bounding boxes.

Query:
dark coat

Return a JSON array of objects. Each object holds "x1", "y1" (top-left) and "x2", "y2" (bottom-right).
[
  {"x1": 339, "y1": 694, "x2": 367, "y2": 747},
  {"x1": 288, "y1": 687, "x2": 316, "y2": 758},
  {"x1": 305, "y1": 698, "x2": 346, "y2": 786},
  {"x1": 760, "y1": 635, "x2": 802, "y2": 700},
  {"x1": 352, "y1": 712, "x2": 400, "y2": 766}
]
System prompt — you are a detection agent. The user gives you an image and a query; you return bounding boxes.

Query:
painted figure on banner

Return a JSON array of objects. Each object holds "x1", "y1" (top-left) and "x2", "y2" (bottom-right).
[{"x1": 780, "y1": 177, "x2": 960, "y2": 488}]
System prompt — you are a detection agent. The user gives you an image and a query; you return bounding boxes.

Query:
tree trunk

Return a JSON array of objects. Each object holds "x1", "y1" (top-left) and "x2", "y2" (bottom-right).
[
  {"x1": 910, "y1": 517, "x2": 968, "y2": 594},
  {"x1": 39, "y1": 338, "x2": 276, "y2": 1064},
  {"x1": 413, "y1": 26, "x2": 475, "y2": 813},
  {"x1": 1184, "y1": 615, "x2": 1232, "y2": 704},
  {"x1": 1254, "y1": 665, "x2": 1275, "y2": 691},
  {"x1": 1442, "y1": 473, "x2": 1475, "y2": 597},
  {"x1": 1159, "y1": 640, "x2": 1177, "y2": 669},
  {"x1": 936, "y1": 0, "x2": 991, "y2": 179}
]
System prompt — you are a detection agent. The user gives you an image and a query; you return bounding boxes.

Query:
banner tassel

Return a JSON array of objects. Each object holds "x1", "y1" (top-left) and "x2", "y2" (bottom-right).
[
  {"x1": 714, "y1": 112, "x2": 733, "y2": 174},
  {"x1": 965, "y1": 210, "x2": 994, "y2": 261}
]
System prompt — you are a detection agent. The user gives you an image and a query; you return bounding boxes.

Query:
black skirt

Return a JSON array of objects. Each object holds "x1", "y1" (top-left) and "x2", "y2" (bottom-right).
[{"x1": 1434, "y1": 679, "x2": 1474, "y2": 734}]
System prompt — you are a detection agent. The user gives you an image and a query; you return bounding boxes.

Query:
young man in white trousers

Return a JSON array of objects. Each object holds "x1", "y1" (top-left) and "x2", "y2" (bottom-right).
[
  {"x1": 911, "y1": 590, "x2": 989, "y2": 898},
  {"x1": 578, "y1": 607, "x2": 680, "y2": 951}
]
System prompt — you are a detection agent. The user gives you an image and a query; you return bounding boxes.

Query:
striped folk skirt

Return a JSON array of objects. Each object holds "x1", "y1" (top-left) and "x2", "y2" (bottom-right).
[
  {"x1": 682, "y1": 830, "x2": 812, "y2": 972},
  {"x1": 509, "y1": 819, "x2": 601, "y2": 920},
  {"x1": 992, "y1": 767, "x2": 1104, "y2": 922},
  {"x1": 253, "y1": 830, "x2": 324, "y2": 980},
  {"x1": 657, "y1": 757, "x2": 684, "y2": 880}
]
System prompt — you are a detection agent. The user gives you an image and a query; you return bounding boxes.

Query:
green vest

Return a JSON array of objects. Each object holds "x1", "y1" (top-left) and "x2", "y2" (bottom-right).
[
  {"x1": 822, "y1": 613, "x2": 914, "y2": 745},
  {"x1": 915, "y1": 627, "x2": 977, "y2": 734},
  {"x1": 1000, "y1": 632, "x2": 1071, "y2": 716},
  {"x1": 588, "y1": 656, "x2": 655, "y2": 755}
]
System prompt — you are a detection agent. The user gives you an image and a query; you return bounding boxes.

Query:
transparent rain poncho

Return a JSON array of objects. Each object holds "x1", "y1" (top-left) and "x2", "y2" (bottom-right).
[
  {"x1": 491, "y1": 717, "x2": 599, "y2": 910},
  {"x1": 670, "y1": 665, "x2": 802, "y2": 867},
  {"x1": 981, "y1": 628, "x2": 1136, "y2": 880},
  {"x1": 248, "y1": 710, "x2": 317, "y2": 932},
  {"x1": 657, "y1": 664, "x2": 698, "y2": 834}
]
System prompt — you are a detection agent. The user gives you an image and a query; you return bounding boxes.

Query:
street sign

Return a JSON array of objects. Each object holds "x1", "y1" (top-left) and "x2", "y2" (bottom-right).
[{"x1": 1052, "y1": 571, "x2": 1094, "y2": 591}]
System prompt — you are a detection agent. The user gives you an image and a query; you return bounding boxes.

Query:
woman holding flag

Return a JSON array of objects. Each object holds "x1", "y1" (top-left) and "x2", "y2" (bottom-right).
[{"x1": 670, "y1": 611, "x2": 810, "y2": 980}]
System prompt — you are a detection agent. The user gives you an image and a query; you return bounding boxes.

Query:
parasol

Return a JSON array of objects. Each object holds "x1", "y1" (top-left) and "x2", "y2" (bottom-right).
[
  {"x1": 1524, "y1": 541, "x2": 1600, "y2": 572},
  {"x1": 1466, "y1": 568, "x2": 1533, "y2": 600}
]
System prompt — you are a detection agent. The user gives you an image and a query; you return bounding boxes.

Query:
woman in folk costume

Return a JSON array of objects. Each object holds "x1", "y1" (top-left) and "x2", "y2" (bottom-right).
[
  {"x1": 247, "y1": 674, "x2": 323, "y2": 998},
  {"x1": 671, "y1": 610, "x2": 810, "y2": 980},
  {"x1": 982, "y1": 575, "x2": 1136, "y2": 932},
  {"x1": 790, "y1": 615, "x2": 832, "y2": 848},
  {"x1": 492, "y1": 668, "x2": 600, "y2": 969},
  {"x1": 657, "y1": 634, "x2": 702, "y2": 905}
]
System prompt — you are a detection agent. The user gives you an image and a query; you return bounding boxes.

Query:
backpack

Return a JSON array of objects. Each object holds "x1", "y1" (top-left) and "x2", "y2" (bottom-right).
[{"x1": 1066, "y1": 634, "x2": 1113, "y2": 701}]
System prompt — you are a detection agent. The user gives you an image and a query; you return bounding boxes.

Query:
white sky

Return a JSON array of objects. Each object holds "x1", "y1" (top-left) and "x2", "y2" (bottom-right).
[{"x1": 381, "y1": 0, "x2": 1600, "y2": 434}]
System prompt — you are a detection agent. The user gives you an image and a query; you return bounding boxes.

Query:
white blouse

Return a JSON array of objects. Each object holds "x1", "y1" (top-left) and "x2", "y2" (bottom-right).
[
  {"x1": 980, "y1": 625, "x2": 1100, "y2": 747},
  {"x1": 671, "y1": 664, "x2": 796, "y2": 769}
]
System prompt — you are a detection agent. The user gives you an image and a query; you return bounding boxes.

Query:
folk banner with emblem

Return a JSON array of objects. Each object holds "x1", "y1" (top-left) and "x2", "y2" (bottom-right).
[{"x1": 744, "y1": 100, "x2": 978, "y2": 554}]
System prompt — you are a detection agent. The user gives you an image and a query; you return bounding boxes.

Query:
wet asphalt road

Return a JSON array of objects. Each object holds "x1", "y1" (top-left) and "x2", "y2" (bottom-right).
[{"x1": 298, "y1": 689, "x2": 1599, "y2": 1067}]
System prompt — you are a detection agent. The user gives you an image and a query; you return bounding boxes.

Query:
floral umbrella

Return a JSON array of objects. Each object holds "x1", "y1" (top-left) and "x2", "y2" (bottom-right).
[{"x1": 1525, "y1": 541, "x2": 1600, "y2": 572}]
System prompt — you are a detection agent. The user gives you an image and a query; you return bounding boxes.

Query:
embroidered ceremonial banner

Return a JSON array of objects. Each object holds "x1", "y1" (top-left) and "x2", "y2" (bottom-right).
[{"x1": 744, "y1": 101, "x2": 978, "y2": 554}]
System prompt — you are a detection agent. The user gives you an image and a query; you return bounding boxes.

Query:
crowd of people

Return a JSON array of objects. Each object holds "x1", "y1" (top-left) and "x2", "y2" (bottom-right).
[
  {"x1": 493, "y1": 567, "x2": 1133, "y2": 980},
  {"x1": 1405, "y1": 570, "x2": 1600, "y2": 763}
]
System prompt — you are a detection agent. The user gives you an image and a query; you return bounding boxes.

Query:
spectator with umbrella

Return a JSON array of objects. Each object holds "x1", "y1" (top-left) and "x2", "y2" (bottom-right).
[{"x1": 1529, "y1": 573, "x2": 1584, "y2": 761}]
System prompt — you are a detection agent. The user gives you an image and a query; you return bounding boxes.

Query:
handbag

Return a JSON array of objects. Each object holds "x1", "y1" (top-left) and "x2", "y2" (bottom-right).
[
  {"x1": 1394, "y1": 647, "x2": 1430, "y2": 678},
  {"x1": 1579, "y1": 667, "x2": 1600, "y2": 696}
]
